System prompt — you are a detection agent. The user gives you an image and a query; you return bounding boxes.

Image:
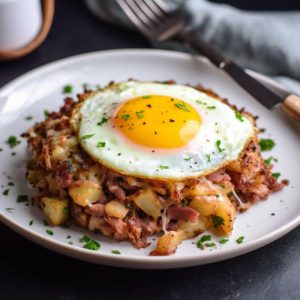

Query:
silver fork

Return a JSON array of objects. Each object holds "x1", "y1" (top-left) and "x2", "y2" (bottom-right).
[{"x1": 117, "y1": 0, "x2": 300, "y2": 120}]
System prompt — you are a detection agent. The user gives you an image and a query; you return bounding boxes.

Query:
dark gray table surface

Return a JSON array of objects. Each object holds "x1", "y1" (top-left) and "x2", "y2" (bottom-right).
[{"x1": 1, "y1": 1, "x2": 299, "y2": 299}]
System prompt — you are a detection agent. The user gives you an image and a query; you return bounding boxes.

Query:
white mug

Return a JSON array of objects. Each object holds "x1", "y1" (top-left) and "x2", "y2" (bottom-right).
[{"x1": 0, "y1": 0, "x2": 54, "y2": 60}]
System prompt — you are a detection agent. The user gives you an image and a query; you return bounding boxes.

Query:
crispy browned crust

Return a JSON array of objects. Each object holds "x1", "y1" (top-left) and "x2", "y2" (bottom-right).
[{"x1": 23, "y1": 81, "x2": 286, "y2": 250}]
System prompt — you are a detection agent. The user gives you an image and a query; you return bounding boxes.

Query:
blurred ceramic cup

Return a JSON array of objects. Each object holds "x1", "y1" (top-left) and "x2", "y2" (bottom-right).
[{"x1": 0, "y1": 0, "x2": 54, "y2": 61}]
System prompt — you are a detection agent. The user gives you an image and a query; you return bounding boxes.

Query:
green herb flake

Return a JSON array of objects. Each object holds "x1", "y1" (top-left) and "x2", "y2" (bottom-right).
[
  {"x1": 196, "y1": 100, "x2": 207, "y2": 105},
  {"x1": 68, "y1": 241, "x2": 74, "y2": 245},
  {"x1": 264, "y1": 157, "x2": 278, "y2": 166},
  {"x1": 174, "y1": 102, "x2": 191, "y2": 112},
  {"x1": 159, "y1": 165, "x2": 169, "y2": 170},
  {"x1": 63, "y1": 85, "x2": 73, "y2": 94},
  {"x1": 8, "y1": 182, "x2": 14, "y2": 186},
  {"x1": 235, "y1": 110, "x2": 244, "y2": 122},
  {"x1": 3, "y1": 189, "x2": 9, "y2": 196},
  {"x1": 44, "y1": 110, "x2": 49, "y2": 118},
  {"x1": 29, "y1": 220, "x2": 34, "y2": 226},
  {"x1": 111, "y1": 250, "x2": 121, "y2": 255},
  {"x1": 196, "y1": 235, "x2": 212, "y2": 249},
  {"x1": 220, "y1": 184, "x2": 225, "y2": 189},
  {"x1": 17, "y1": 195, "x2": 28, "y2": 203},
  {"x1": 97, "y1": 116, "x2": 108, "y2": 126},
  {"x1": 236, "y1": 236, "x2": 244, "y2": 244},
  {"x1": 216, "y1": 140, "x2": 225, "y2": 153},
  {"x1": 66, "y1": 235, "x2": 71, "y2": 239},
  {"x1": 272, "y1": 172, "x2": 281, "y2": 179},
  {"x1": 206, "y1": 154, "x2": 211, "y2": 162},
  {"x1": 184, "y1": 157, "x2": 191, "y2": 161},
  {"x1": 81, "y1": 134, "x2": 94, "y2": 140},
  {"x1": 82, "y1": 83, "x2": 89, "y2": 89},
  {"x1": 80, "y1": 235, "x2": 100, "y2": 251},
  {"x1": 219, "y1": 238, "x2": 229, "y2": 244},
  {"x1": 121, "y1": 114, "x2": 131, "y2": 121},
  {"x1": 204, "y1": 242, "x2": 216, "y2": 248},
  {"x1": 63, "y1": 207, "x2": 69, "y2": 215},
  {"x1": 25, "y1": 116, "x2": 33, "y2": 121},
  {"x1": 207, "y1": 106, "x2": 216, "y2": 110},
  {"x1": 259, "y1": 139, "x2": 275, "y2": 151},
  {"x1": 142, "y1": 95, "x2": 152, "y2": 99},
  {"x1": 6, "y1": 136, "x2": 21, "y2": 148},
  {"x1": 212, "y1": 215, "x2": 225, "y2": 228},
  {"x1": 136, "y1": 110, "x2": 145, "y2": 118},
  {"x1": 43, "y1": 219, "x2": 49, "y2": 226},
  {"x1": 5, "y1": 207, "x2": 14, "y2": 213},
  {"x1": 46, "y1": 229, "x2": 54, "y2": 236},
  {"x1": 96, "y1": 141, "x2": 106, "y2": 148}
]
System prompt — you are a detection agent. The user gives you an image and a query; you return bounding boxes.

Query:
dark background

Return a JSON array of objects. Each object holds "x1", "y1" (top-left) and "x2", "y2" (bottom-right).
[{"x1": 1, "y1": 1, "x2": 300, "y2": 299}]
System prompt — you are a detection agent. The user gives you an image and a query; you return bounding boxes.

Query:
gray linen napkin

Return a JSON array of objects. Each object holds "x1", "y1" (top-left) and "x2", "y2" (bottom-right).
[{"x1": 86, "y1": 0, "x2": 300, "y2": 93}]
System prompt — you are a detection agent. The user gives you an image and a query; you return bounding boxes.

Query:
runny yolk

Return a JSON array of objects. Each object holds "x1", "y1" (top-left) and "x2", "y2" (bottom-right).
[{"x1": 113, "y1": 95, "x2": 201, "y2": 148}]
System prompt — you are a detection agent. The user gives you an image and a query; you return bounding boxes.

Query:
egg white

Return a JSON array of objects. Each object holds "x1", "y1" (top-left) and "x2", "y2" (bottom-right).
[{"x1": 71, "y1": 81, "x2": 255, "y2": 180}]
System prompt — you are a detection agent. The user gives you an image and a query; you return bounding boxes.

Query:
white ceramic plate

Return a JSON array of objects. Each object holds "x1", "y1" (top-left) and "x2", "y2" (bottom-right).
[{"x1": 0, "y1": 49, "x2": 299, "y2": 269}]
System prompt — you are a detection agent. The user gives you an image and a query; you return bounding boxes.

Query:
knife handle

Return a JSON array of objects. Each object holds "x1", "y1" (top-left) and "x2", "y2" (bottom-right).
[{"x1": 282, "y1": 95, "x2": 300, "y2": 121}]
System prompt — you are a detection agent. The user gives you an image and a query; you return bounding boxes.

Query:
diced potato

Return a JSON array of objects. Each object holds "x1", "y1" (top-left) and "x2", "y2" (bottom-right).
[
  {"x1": 189, "y1": 183, "x2": 217, "y2": 197},
  {"x1": 178, "y1": 217, "x2": 209, "y2": 238},
  {"x1": 41, "y1": 197, "x2": 69, "y2": 226},
  {"x1": 133, "y1": 189, "x2": 162, "y2": 219},
  {"x1": 76, "y1": 212, "x2": 89, "y2": 228},
  {"x1": 189, "y1": 196, "x2": 218, "y2": 216},
  {"x1": 69, "y1": 180, "x2": 102, "y2": 206},
  {"x1": 105, "y1": 200, "x2": 129, "y2": 219},
  {"x1": 213, "y1": 195, "x2": 236, "y2": 235},
  {"x1": 51, "y1": 145, "x2": 67, "y2": 161},
  {"x1": 155, "y1": 230, "x2": 185, "y2": 255},
  {"x1": 226, "y1": 161, "x2": 242, "y2": 172}
]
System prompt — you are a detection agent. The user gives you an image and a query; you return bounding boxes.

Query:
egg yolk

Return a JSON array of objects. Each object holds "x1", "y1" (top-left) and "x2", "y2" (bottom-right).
[{"x1": 113, "y1": 95, "x2": 201, "y2": 148}]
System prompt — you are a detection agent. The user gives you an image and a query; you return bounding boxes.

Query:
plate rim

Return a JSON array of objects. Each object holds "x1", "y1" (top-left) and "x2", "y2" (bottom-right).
[{"x1": 0, "y1": 48, "x2": 299, "y2": 269}]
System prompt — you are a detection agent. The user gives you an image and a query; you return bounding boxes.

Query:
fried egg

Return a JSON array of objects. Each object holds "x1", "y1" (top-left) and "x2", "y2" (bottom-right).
[{"x1": 71, "y1": 81, "x2": 255, "y2": 180}]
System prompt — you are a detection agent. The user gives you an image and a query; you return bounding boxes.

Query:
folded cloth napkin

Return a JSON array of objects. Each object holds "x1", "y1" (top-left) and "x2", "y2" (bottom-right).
[{"x1": 86, "y1": 0, "x2": 300, "y2": 93}]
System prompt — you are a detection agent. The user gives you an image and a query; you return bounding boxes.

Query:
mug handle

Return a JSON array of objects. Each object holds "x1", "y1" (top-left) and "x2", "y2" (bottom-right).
[{"x1": 0, "y1": 0, "x2": 55, "y2": 61}]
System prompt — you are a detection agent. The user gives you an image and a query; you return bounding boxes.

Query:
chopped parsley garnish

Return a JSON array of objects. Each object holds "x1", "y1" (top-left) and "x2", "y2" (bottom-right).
[
  {"x1": 216, "y1": 140, "x2": 225, "y2": 153},
  {"x1": 66, "y1": 235, "x2": 71, "y2": 239},
  {"x1": 264, "y1": 156, "x2": 278, "y2": 166},
  {"x1": 184, "y1": 157, "x2": 191, "y2": 161},
  {"x1": 68, "y1": 241, "x2": 74, "y2": 245},
  {"x1": 82, "y1": 83, "x2": 89, "y2": 89},
  {"x1": 121, "y1": 114, "x2": 131, "y2": 121},
  {"x1": 43, "y1": 219, "x2": 49, "y2": 226},
  {"x1": 272, "y1": 172, "x2": 281, "y2": 179},
  {"x1": 63, "y1": 85, "x2": 73, "y2": 93},
  {"x1": 236, "y1": 236, "x2": 244, "y2": 244},
  {"x1": 206, "y1": 154, "x2": 211, "y2": 162},
  {"x1": 207, "y1": 106, "x2": 216, "y2": 110},
  {"x1": 174, "y1": 102, "x2": 191, "y2": 112},
  {"x1": 136, "y1": 110, "x2": 145, "y2": 118},
  {"x1": 111, "y1": 250, "x2": 121, "y2": 255},
  {"x1": 196, "y1": 235, "x2": 212, "y2": 249},
  {"x1": 5, "y1": 208, "x2": 14, "y2": 213},
  {"x1": 25, "y1": 116, "x2": 33, "y2": 121},
  {"x1": 63, "y1": 207, "x2": 69, "y2": 215},
  {"x1": 159, "y1": 165, "x2": 169, "y2": 170},
  {"x1": 212, "y1": 215, "x2": 225, "y2": 228},
  {"x1": 96, "y1": 141, "x2": 106, "y2": 148},
  {"x1": 196, "y1": 100, "x2": 207, "y2": 105},
  {"x1": 97, "y1": 116, "x2": 108, "y2": 126},
  {"x1": 46, "y1": 229, "x2": 54, "y2": 236},
  {"x1": 219, "y1": 238, "x2": 229, "y2": 244},
  {"x1": 220, "y1": 184, "x2": 225, "y2": 189},
  {"x1": 80, "y1": 235, "x2": 100, "y2": 251},
  {"x1": 3, "y1": 189, "x2": 9, "y2": 196},
  {"x1": 44, "y1": 110, "x2": 49, "y2": 118},
  {"x1": 17, "y1": 195, "x2": 28, "y2": 203},
  {"x1": 8, "y1": 182, "x2": 14, "y2": 186},
  {"x1": 29, "y1": 220, "x2": 34, "y2": 226},
  {"x1": 259, "y1": 139, "x2": 275, "y2": 151},
  {"x1": 204, "y1": 242, "x2": 216, "y2": 248},
  {"x1": 81, "y1": 134, "x2": 94, "y2": 140},
  {"x1": 235, "y1": 111, "x2": 244, "y2": 122},
  {"x1": 142, "y1": 95, "x2": 152, "y2": 99},
  {"x1": 6, "y1": 136, "x2": 21, "y2": 148}
]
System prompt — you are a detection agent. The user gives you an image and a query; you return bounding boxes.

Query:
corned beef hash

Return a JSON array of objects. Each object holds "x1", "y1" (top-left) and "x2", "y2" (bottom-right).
[{"x1": 23, "y1": 80, "x2": 286, "y2": 255}]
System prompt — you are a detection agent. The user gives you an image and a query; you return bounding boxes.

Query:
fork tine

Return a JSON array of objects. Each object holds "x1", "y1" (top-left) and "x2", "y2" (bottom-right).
[
  {"x1": 142, "y1": 0, "x2": 166, "y2": 19},
  {"x1": 151, "y1": 0, "x2": 172, "y2": 14},
  {"x1": 117, "y1": 0, "x2": 153, "y2": 37}
]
